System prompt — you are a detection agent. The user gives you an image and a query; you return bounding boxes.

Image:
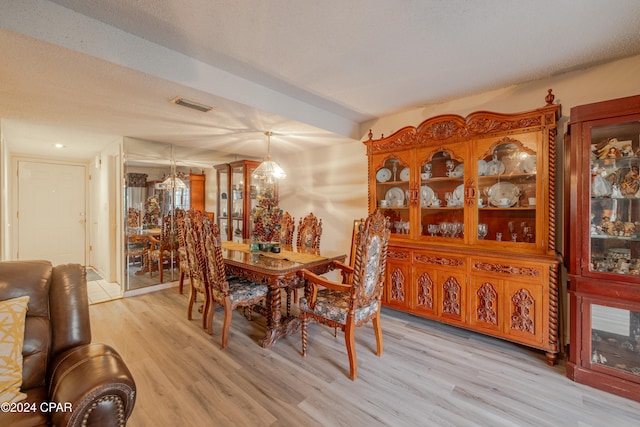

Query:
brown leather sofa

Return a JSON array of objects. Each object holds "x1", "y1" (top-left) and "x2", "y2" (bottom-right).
[{"x1": 0, "y1": 260, "x2": 136, "y2": 426}]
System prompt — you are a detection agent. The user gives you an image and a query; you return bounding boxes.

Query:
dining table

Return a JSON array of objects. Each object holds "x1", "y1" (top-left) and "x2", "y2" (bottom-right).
[
  {"x1": 221, "y1": 241, "x2": 347, "y2": 348},
  {"x1": 127, "y1": 227, "x2": 162, "y2": 275}
]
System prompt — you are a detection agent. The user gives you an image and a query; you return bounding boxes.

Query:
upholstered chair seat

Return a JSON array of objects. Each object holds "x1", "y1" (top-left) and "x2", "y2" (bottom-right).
[
  {"x1": 211, "y1": 277, "x2": 268, "y2": 304},
  {"x1": 300, "y1": 289, "x2": 379, "y2": 324}
]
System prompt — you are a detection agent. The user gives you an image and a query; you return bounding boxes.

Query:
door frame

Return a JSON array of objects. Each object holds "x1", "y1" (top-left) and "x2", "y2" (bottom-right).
[{"x1": 11, "y1": 155, "x2": 89, "y2": 264}]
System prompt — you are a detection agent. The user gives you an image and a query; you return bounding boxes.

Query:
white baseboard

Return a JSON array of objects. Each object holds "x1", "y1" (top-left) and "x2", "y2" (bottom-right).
[{"x1": 123, "y1": 281, "x2": 178, "y2": 298}]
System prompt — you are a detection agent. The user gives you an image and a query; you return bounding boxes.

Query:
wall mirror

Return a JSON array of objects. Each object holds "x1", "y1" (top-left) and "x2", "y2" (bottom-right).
[{"x1": 122, "y1": 138, "x2": 236, "y2": 292}]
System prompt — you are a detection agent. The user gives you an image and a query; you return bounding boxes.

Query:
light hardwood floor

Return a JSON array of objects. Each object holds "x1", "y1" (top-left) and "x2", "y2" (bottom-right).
[{"x1": 90, "y1": 288, "x2": 640, "y2": 426}]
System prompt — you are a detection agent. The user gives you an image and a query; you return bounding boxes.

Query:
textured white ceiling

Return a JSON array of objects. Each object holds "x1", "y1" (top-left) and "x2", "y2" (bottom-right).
[{"x1": 2, "y1": 0, "x2": 640, "y2": 160}]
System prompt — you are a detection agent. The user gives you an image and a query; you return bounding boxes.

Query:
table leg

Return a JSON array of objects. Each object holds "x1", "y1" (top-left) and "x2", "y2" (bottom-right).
[{"x1": 259, "y1": 287, "x2": 301, "y2": 348}]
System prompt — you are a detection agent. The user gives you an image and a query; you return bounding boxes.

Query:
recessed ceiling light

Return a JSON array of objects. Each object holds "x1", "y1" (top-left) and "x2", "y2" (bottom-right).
[
  {"x1": 170, "y1": 97, "x2": 214, "y2": 113},
  {"x1": 54, "y1": 143, "x2": 65, "y2": 149}
]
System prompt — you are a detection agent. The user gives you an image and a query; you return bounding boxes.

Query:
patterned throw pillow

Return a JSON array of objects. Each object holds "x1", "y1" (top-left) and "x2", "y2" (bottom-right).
[{"x1": 0, "y1": 296, "x2": 30, "y2": 404}]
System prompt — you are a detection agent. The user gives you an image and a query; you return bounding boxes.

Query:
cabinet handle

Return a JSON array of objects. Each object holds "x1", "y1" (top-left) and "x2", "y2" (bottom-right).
[
  {"x1": 410, "y1": 182, "x2": 419, "y2": 207},
  {"x1": 465, "y1": 178, "x2": 476, "y2": 207}
]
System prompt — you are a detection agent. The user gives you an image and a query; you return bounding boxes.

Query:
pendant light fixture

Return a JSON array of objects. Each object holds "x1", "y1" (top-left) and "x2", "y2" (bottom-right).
[
  {"x1": 158, "y1": 174, "x2": 186, "y2": 190},
  {"x1": 156, "y1": 145, "x2": 187, "y2": 190},
  {"x1": 253, "y1": 131, "x2": 287, "y2": 183}
]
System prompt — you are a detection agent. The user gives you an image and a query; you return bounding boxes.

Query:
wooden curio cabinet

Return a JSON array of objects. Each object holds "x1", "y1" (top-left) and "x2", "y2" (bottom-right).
[
  {"x1": 215, "y1": 160, "x2": 268, "y2": 242},
  {"x1": 364, "y1": 91, "x2": 561, "y2": 364},
  {"x1": 566, "y1": 94, "x2": 640, "y2": 401}
]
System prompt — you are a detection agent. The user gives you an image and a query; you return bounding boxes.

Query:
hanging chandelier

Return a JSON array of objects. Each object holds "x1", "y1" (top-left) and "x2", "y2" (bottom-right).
[
  {"x1": 157, "y1": 174, "x2": 186, "y2": 190},
  {"x1": 253, "y1": 131, "x2": 287, "y2": 183}
]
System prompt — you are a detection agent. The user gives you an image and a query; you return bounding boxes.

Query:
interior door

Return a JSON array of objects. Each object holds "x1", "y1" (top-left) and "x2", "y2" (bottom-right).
[{"x1": 17, "y1": 161, "x2": 86, "y2": 265}]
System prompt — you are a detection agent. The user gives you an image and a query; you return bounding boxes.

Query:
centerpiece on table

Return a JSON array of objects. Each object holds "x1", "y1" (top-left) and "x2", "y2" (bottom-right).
[{"x1": 250, "y1": 186, "x2": 282, "y2": 252}]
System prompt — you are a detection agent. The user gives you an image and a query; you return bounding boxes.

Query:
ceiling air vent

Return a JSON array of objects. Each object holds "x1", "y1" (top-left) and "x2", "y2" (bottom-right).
[{"x1": 170, "y1": 97, "x2": 214, "y2": 113}]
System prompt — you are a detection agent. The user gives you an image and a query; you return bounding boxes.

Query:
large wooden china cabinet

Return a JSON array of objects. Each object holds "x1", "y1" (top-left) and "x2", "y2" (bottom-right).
[
  {"x1": 565, "y1": 94, "x2": 640, "y2": 401},
  {"x1": 364, "y1": 91, "x2": 561, "y2": 364},
  {"x1": 215, "y1": 160, "x2": 273, "y2": 242}
]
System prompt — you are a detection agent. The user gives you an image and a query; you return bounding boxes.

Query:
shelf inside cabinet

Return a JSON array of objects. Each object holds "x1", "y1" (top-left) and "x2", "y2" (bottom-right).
[
  {"x1": 591, "y1": 234, "x2": 640, "y2": 242},
  {"x1": 480, "y1": 207, "x2": 536, "y2": 210}
]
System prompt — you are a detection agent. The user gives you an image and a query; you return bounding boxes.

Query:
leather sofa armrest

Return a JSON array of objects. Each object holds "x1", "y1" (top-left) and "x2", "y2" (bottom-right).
[{"x1": 48, "y1": 343, "x2": 136, "y2": 427}]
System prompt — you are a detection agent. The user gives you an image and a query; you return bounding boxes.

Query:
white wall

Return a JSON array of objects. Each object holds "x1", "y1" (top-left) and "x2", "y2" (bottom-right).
[
  {"x1": 90, "y1": 139, "x2": 121, "y2": 282},
  {"x1": 278, "y1": 140, "x2": 368, "y2": 261}
]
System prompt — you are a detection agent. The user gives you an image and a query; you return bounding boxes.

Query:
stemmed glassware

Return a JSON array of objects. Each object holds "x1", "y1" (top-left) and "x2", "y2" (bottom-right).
[
  {"x1": 456, "y1": 222, "x2": 465, "y2": 238},
  {"x1": 390, "y1": 159, "x2": 399, "y2": 181},
  {"x1": 439, "y1": 222, "x2": 452, "y2": 237},
  {"x1": 428, "y1": 224, "x2": 438, "y2": 236},
  {"x1": 508, "y1": 221, "x2": 517, "y2": 242},
  {"x1": 478, "y1": 223, "x2": 488, "y2": 240},
  {"x1": 521, "y1": 221, "x2": 533, "y2": 243}
]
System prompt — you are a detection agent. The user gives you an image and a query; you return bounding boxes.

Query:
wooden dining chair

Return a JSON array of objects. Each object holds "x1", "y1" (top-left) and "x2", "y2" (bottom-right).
[
  {"x1": 278, "y1": 211, "x2": 295, "y2": 245},
  {"x1": 291, "y1": 212, "x2": 323, "y2": 302},
  {"x1": 201, "y1": 216, "x2": 269, "y2": 348},
  {"x1": 299, "y1": 210, "x2": 391, "y2": 380},
  {"x1": 296, "y1": 212, "x2": 323, "y2": 249},
  {"x1": 127, "y1": 207, "x2": 142, "y2": 228},
  {"x1": 175, "y1": 208, "x2": 193, "y2": 294},
  {"x1": 184, "y1": 212, "x2": 211, "y2": 331},
  {"x1": 148, "y1": 210, "x2": 180, "y2": 283}
]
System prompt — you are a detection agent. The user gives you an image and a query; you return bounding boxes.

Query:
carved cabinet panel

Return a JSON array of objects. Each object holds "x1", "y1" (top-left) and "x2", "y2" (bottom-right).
[
  {"x1": 505, "y1": 281, "x2": 543, "y2": 345},
  {"x1": 437, "y1": 270, "x2": 466, "y2": 324},
  {"x1": 412, "y1": 250, "x2": 466, "y2": 322},
  {"x1": 470, "y1": 276, "x2": 503, "y2": 333},
  {"x1": 384, "y1": 248, "x2": 410, "y2": 309}
]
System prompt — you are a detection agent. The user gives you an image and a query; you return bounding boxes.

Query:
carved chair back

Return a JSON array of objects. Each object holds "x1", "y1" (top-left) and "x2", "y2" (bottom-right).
[
  {"x1": 349, "y1": 210, "x2": 391, "y2": 310},
  {"x1": 199, "y1": 215, "x2": 268, "y2": 347},
  {"x1": 127, "y1": 207, "x2": 142, "y2": 228},
  {"x1": 201, "y1": 216, "x2": 230, "y2": 299},
  {"x1": 161, "y1": 210, "x2": 181, "y2": 251},
  {"x1": 183, "y1": 215, "x2": 208, "y2": 295},
  {"x1": 296, "y1": 212, "x2": 323, "y2": 249},
  {"x1": 278, "y1": 212, "x2": 295, "y2": 245}
]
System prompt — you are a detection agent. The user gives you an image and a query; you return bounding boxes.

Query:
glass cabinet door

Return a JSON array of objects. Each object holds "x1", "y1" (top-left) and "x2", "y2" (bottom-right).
[
  {"x1": 418, "y1": 147, "x2": 466, "y2": 241},
  {"x1": 216, "y1": 165, "x2": 230, "y2": 241},
  {"x1": 374, "y1": 156, "x2": 412, "y2": 238},
  {"x1": 588, "y1": 117, "x2": 640, "y2": 277},
  {"x1": 589, "y1": 302, "x2": 640, "y2": 377},
  {"x1": 230, "y1": 164, "x2": 245, "y2": 242},
  {"x1": 476, "y1": 135, "x2": 538, "y2": 244}
]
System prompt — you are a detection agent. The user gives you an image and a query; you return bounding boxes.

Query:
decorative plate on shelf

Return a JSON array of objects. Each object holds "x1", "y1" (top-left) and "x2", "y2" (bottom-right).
[
  {"x1": 420, "y1": 186, "x2": 434, "y2": 207},
  {"x1": 478, "y1": 160, "x2": 488, "y2": 176},
  {"x1": 486, "y1": 158, "x2": 506, "y2": 175},
  {"x1": 453, "y1": 184, "x2": 465, "y2": 206},
  {"x1": 519, "y1": 155, "x2": 537, "y2": 174},
  {"x1": 376, "y1": 168, "x2": 392, "y2": 182},
  {"x1": 487, "y1": 182, "x2": 520, "y2": 207},
  {"x1": 385, "y1": 187, "x2": 405, "y2": 206},
  {"x1": 400, "y1": 167, "x2": 410, "y2": 181},
  {"x1": 452, "y1": 164, "x2": 464, "y2": 178}
]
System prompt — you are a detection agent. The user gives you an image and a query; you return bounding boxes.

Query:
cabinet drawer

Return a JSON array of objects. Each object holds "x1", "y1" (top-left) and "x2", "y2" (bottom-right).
[
  {"x1": 413, "y1": 251, "x2": 466, "y2": 270},
  {"x1": 470, "y1": 256, "x2": 546, "y2": 284}
]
